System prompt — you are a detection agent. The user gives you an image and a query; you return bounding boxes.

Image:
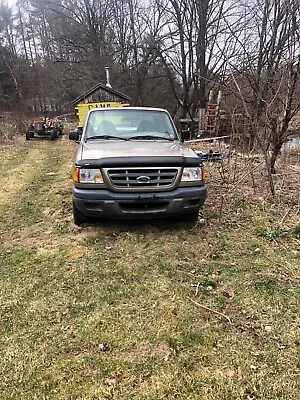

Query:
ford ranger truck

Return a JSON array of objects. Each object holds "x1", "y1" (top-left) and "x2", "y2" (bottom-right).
[{"x1": 69, "y1": 107, "x2": 207, "y2": 225}]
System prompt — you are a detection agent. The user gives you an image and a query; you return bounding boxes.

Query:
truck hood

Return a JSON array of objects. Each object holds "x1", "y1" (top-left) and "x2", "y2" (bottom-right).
[{"x1": 79, "y1": 140, "x2": 198, "y2": 160}]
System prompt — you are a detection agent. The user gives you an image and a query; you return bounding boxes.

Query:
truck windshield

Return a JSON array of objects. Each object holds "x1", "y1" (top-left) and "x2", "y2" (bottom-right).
[{"x1": 84, "y1": 109, "x2": 178, "y2": 141}]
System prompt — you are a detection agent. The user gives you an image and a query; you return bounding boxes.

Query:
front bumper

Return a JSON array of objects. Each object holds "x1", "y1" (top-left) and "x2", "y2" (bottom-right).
[
  {"x1": 36, "y1": 130, "x2": 53, "y2": 136},
  {"x1": 73, "y1": 186, "x2": 207, "y2": 219}
]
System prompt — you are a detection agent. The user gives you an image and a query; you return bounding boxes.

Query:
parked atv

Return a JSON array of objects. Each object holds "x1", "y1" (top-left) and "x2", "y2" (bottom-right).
[{"x1": 26, "y1": 118, "x2": 63, "y2": 141}]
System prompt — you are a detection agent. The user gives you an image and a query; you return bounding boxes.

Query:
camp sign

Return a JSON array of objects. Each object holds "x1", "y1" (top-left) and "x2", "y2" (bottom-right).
[{"x1": 75, "y1": 102, "x2": 129, "y2": 128}]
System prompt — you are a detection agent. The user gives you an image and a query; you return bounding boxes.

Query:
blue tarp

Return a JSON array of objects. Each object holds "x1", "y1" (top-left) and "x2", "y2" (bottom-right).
[{"x1": 196, "y1": 151, "x2": 230, "y2": 161}]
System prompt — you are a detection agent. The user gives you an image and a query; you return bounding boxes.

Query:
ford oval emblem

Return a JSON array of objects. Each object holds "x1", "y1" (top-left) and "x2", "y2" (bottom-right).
[{"x1": 136, "y1": 175, "x2": 150, "y2": 184}]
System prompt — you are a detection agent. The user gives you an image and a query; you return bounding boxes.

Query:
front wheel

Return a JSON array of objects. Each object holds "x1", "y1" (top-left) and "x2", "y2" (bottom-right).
[
  {"x1": 73, "y1": 201, "x2": 88, "y2": 226},
  {"x1": 184, "y1": 211, "x2": 199, "y2": 223},
  {"x1": 50, "y1": 129, "x2": 58, "y2": 140},
  {"x1": 26, "y1": 130, "x2": 33, "y2": 140}
]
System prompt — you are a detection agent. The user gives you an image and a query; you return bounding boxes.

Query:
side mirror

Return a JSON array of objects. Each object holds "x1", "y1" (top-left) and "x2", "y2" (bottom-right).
[
  {"x1": 181, "y1": 129, "x2": 190, "y2": 142},
  {"x1": 69, "y1": 130, "x2": 80, "y2": 141}
]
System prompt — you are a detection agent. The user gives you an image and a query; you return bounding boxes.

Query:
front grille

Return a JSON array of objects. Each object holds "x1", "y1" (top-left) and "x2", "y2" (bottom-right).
[
  {"x1": 34, "y1": 123, "x2": 44, "y2": 132},
  {"x1": 106, "y1": 168, "x2": 179, "y2": 190}
]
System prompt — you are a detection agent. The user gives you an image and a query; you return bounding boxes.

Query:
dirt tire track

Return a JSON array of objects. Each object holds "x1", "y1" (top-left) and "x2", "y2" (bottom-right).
[{"x1": 0, "y1": 137, "x2": 74, "y2": 250}]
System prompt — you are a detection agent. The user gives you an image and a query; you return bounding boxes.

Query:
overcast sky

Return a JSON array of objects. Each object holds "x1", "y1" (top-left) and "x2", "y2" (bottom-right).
[{"x1": 1, "y1": 0, "x2": 16, "y2": 7}]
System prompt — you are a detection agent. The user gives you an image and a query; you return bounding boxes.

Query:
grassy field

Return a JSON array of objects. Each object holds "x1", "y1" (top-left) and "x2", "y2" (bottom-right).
[{"x1": 0, "y1": 135, "x2": 299, "y2": 399}]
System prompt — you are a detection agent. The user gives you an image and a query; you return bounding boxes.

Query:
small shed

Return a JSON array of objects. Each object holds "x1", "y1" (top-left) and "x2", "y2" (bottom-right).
[{"x1": 71, "y1": 82, "x2": 131, "y2": 129}]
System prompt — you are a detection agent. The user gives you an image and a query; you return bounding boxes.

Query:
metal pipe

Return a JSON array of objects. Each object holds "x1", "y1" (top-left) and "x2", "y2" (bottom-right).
[{"x1": 105, "y1": 66, "x2": 112, "y2": 88}]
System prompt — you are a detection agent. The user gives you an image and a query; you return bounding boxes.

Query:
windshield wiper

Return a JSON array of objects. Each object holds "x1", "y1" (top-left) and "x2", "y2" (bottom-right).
[
  {"x1": 86, "y1": 135, "x2": 128, "y2": 141},
  {"x1": 128, "y1": 135, "x2": 174, "y2": 141}
]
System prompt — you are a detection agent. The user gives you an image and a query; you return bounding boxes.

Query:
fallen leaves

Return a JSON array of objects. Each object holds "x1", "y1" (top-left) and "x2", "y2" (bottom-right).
[
  {"x1": 104, "y1": 377, "x2": 117, "y2": 387},
  {"x1": 249, "y1": 364, "x2": 258, "y2": 371},
  {"x1": 264, "y1": 325, "x2": 272, "y2": 332},
  {"x1": 227, "y1": 369, "x2": 235, "y2": 378},
  {"x1": 97, "y1": 343, "x2": 110, "y2": 352},
  {"x1": 222, "y1": 289, "x2": 235, "y2": 299},
  {"x1": 227, "y1": 366, "x2": 243, "y2": 380}
]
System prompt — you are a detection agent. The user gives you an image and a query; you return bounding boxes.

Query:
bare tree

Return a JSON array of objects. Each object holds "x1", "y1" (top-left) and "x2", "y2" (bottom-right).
[
  {"x1": 153, "y1": 0, "x2": 240, "y2": 123},
  {"x1": 0, "y1": 2, "x2": 25, "y2": 105},
  {"x1": 226, "y1": 0, "x2": 300, "y2": 194}
]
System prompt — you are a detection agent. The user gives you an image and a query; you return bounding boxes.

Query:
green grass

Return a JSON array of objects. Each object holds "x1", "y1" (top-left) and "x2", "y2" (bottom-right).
[
  {"x1": 292, "y1": 224, "x2": 300, "y2": 238},
  {"x1": 0, "y1": 138, "x2": 299, "y2": 399}
]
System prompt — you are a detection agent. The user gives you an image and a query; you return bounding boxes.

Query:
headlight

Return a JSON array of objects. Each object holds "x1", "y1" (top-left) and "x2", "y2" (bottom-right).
[
  {"x1": 73, "y1": 168, "x2": 104, "y2": 183},
  {"x1": 181, "y1": 167, "x2": 202, "y2": 181}
]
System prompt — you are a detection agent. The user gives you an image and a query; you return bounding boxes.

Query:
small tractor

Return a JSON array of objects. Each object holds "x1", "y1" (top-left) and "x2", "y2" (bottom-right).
[{"x1": 26, "y1": 118, "x2": 63, "y2": 141}]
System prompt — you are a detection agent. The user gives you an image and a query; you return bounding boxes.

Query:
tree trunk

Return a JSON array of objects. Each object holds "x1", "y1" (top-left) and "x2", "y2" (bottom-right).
[{"x1": 270, "y1": 140, "x2": 283, "y2": 174}]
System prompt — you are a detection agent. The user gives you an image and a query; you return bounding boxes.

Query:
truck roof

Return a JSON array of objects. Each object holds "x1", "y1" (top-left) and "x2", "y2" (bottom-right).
[{"x1": 88, "y1": 106, "x2": 170, "y2": 113}]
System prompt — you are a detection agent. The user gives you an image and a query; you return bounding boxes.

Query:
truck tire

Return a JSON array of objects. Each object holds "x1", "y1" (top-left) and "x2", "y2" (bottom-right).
[
  {"x1": 185, "y1": 211, "x2": 199, "y2": 222},
  {"x1": 73, "y1": 201, "x2": 88, "y2": 226},
  {"x1": 26, "y1": 130, "x2": 33, "y2": 140},
  {"x1": 50, "y1": 129, "x2": 58, "y2": 140}
]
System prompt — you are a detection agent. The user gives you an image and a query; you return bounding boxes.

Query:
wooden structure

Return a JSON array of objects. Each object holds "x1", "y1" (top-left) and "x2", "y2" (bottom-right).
[{"x1": 71, "y1": 82, "x2": 131, "y2": 129}]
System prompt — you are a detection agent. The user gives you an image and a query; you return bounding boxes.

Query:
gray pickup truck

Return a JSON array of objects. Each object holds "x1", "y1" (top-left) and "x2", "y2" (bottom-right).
[{"x1": 69, "y1": 107, "x2": 207, "y2": 225}]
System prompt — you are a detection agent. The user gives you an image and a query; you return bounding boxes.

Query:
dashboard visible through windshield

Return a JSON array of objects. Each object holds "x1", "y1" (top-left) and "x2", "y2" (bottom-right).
[{"x1": 84, "y1": 109, "x2": 178, "y2": 141}]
